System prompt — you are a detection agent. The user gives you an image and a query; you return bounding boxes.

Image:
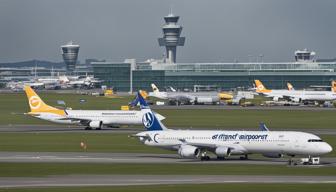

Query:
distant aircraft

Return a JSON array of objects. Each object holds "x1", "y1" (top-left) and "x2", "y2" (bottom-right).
[
  {"x1": 148, "y1": 83, "x2": 220, "y2": 105},
  {"x1": 23, "y1": 86, "x2": 164, "y2": 130},
  {"x1": 255, "y1": 80, "x2": 336, "y2": 103},
  {"x1": 133, "y1": 92, "x2": 332, "y2": 162},
  {"x1": 287, "y1": 82, "x2": 295, "y2": 91}
]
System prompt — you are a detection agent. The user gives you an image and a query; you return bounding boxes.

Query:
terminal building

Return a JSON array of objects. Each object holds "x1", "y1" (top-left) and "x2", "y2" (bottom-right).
[{"x1": 92, "y1": 13, "x2": 336, "y2": 92}]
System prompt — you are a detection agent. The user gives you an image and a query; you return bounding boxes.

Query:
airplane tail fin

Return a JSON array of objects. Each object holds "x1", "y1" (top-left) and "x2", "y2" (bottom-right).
[
  {"x1": 254, "y1": 80, "x2": 269, "y2": 93},
  {"x1": 24, "y1": 86, "x2": 62, "y2": 113},
  {"x1": 169, "y1": 86, "x2": 176, "y2": 92},
  {"x1": 287, "y1": 82, "x2": 295, "y2": 91},
  {"x1": 332, "y1": 81, "x2": 336, "y2": 93},
  {"x1": 151, "y1": 83, "x2": 160, "y2": 93},
  {"x1": 136, "y1": 92, "x2": 168, "y2": 131}
]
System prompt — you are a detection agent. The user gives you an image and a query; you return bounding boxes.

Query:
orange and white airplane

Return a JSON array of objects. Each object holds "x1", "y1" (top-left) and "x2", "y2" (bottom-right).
[
  {"x1": 255, "y1": 80, "x2": 336, "y2": 103},
  {"x1": 24, "y1": 86, "x2": 164, "y2": 129},
  {"x1": 287, "y1": 82, "x2": 295, "y2": 91}
]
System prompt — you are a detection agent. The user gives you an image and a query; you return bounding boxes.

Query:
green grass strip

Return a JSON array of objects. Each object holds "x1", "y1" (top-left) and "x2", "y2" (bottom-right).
[{"x1": 0, "y1": 163, "x2": 335, "y2": 177}]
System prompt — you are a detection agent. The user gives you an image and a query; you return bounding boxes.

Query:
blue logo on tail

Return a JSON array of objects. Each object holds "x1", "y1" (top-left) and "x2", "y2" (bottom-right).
[
  {"x1": 142, "y1": 112, "x2": 154, "y2": 128},
  {"x1": 142, "y1": 111, "x2": 166, "y2": 131}
]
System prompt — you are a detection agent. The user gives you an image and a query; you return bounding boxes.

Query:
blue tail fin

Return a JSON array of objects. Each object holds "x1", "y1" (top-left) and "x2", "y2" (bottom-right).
[
  {"x1": 136, "y1": 91, "x2": 167, "y2": 131},
  {"x1": 129, "y1": 96, "x2": 139, "y2": 107},
  {"x1": 130, "y1": 92, "x2": 150, "y2": 109},
  {"x1": 259, "y1": 122, "x2": 269, "y2": 131}
]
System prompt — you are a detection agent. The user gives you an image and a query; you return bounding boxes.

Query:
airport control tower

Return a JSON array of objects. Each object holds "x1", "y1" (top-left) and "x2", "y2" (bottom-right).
[
  {"x1": 61, "y1": 41, "x2": 80, "y2": 72},
  {"x1": 158, "y1": 12, "x2": 185, "y2": 63}
]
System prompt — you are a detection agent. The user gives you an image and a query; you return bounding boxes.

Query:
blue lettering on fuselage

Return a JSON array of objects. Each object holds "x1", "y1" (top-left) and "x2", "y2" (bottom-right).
[{"x1": 212, "y1": 133, "x2": 268, "y2": 141}]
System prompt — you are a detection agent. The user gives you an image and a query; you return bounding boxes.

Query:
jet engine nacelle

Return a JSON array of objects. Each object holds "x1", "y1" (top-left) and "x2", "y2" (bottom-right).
[
  {"x1": 215, "y1": 146, "x2": 231, "y2": 157},
  {"x1": 196, "y1": 97, "x2": 220, "y2": 104},
  {"x1": 291, "y1": 97, "x2": 301, "y2": 103},
  {"x1": 178, "y1": 145, "x2": 200, "y2": 158},
  {"x1": 262, "y1": 153, "x2": 283, "y2": 158},
  {"x1": 89, "y1": 121, "x2": 102, "y2": 129},
  {"x1": 273, "y1": 97, "x2": 279, "y2": 102}
]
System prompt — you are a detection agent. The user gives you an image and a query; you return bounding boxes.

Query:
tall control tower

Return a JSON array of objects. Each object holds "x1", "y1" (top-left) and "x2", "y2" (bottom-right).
[
  {"x1": 158, "y1": 12, "x2": 185, "y2": 63},
  {"x1": 61, "y1": 41, "x2": 80, "y2": 72}
]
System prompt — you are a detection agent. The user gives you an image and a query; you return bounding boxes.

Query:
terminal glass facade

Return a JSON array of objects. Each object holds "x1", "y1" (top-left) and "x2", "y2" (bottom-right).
[{"x1": 92, "y1": 61, "x2": 336, "y2": 92}]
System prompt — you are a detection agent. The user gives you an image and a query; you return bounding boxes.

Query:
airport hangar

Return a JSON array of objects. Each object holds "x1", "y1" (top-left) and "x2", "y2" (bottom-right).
[{"x1": 91, "y1": 53, "x2": 336, "y2": 92}]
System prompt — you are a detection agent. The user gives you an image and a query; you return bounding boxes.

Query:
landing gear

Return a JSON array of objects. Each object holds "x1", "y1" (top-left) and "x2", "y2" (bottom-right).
[
  {"x1": 200, "y1": 152, "x2": 210, "y2": 161},
  {"x1": 240, "y1": 154, "x2": 248, "y2": 160},
  {"x1": 85, "y1": 127, "x2": 92, "y2": 130},
  {"x1": 288, "y1": 155, "x2": 295, "y2": 165},
  {"x1": 95, "y1": 127, "x2": 102, "y2": 130},
  {"x1": 217, "y1": 156, "x2": 225, "y2": 160},
  {"x1": 201, "y1": 156, "x2": 210, "y2": 161}
]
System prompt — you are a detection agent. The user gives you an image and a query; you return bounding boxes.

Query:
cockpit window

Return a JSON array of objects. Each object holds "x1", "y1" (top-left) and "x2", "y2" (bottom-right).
[{"x1": 308, "y1": 139, "x2": 323, "y2": 142}]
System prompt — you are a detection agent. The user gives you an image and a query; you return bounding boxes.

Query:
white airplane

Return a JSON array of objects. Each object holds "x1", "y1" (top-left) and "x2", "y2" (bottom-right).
[
  {"x1": 255, "y1": 80, "x2": 336, "y2": 103},
  {"x1": 148, "y1": 83, "x2": 220, "y2": 105},
  {"x1": 24, "y1": 86, "x2": 164, "y2": 130},
  {"x1": 134, "y1": 93, "x2": 332, "y2": 162}
]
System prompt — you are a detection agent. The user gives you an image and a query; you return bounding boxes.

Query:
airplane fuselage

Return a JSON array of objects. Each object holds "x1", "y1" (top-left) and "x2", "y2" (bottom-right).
[
  {"x1": 30, "y1": 110, "x2": 150, "y2": 126},
  {"x1": 262, "y1": 90, "x2": 336, "y2": 101},
  {"x1": 137, "y1": 130, "x2": 332, "y2": 156}
]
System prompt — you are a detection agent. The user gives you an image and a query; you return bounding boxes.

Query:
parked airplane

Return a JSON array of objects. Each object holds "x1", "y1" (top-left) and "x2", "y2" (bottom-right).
[
  {"x1": 24, "y1": 86, "x2": 164, "y2": 130},
  {"x1": 287, "y1": 82, "x2": 295, "y2": 90},
  {"x1": 255, "y1": 80, "x2": 336, "y2": 103},
  {"x1": 133, "y1": 92, "x2": 332, "y2": 162},
  {"x1": 148, "y1": 83, "x2": 220, "y2": 105}
]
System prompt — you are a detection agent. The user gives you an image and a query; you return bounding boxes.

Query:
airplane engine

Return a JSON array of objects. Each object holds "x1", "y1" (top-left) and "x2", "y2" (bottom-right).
[
  {"x1": 262, "y1": 153, "x2": 283, "y2": 158},
  {"x1": 291, "y1": 97, "x2": 301, "y2": 103},
  {"x1": 89, "y1": 121, "x2": 102, "y2": 129},
  {"x1": 215, "y1": 146, "x2": 231, "y2": 157},
  {"x1": 273, "y1": 97, "x2": 279, "y2": 102},
  {"x1": 178, "y1": 145, "x2": 200, "y2": 158}
]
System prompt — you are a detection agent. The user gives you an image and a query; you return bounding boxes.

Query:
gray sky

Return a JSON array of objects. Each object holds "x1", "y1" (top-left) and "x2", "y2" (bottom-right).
[{"x1": 0, "y1": 0, "x2": 335, "y2": 63}]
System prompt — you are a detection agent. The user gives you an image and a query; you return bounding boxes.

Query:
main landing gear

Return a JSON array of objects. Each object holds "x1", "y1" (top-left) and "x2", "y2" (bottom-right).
[
  {"x1": 200, "y1": 152, "x2": 210, "y2": 161},
  {"x1": 240, "y1": 154, "x2": 248, "y2": 160}
]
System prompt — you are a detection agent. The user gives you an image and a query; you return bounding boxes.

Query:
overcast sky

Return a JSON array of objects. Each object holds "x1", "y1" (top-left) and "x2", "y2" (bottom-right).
[{"x1": 0, "y1": 0, "x2": 335, "y2": 63}]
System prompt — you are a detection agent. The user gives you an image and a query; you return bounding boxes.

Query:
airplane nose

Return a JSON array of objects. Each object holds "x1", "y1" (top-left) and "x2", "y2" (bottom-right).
[{"x1": 323, "y1": 143, "x2": 333, "y2": 154}]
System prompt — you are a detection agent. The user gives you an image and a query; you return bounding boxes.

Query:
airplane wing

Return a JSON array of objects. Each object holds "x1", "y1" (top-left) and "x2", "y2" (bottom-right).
[
  {"x1": 281, "y1": 95, "x2": 302, "y2": 102},
  {"x1": 58, "y1": 117, "x2": 90, "y2": 124},
  {"x1": 178, "y1": 139, "x2": 247, "y2": 152},
  {"x1": 169, "y1": 94, "x2": 195, "y2": 103}
]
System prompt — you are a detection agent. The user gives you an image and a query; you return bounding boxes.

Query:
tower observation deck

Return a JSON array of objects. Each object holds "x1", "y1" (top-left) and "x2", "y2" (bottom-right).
[
  {"x1": 61, "y1": 41, "x2": 80, "y2": 72},
  {"x1": 158, "y1": 13, "x2": 185, "y2": 63}
]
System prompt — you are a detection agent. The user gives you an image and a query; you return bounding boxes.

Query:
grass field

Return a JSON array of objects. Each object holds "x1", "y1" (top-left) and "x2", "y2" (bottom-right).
[
  {"x1": 0, "y1": 133, "x2": 168, "y2": 153},
  {"x1": 0, "y1": 163, "x2": 336, "y2": 177},
  {"x1": 2, "y1": 92, "x2": 336, "y2": 129},
  {"x1": 1, "y1": 184, "x2": 335, "y2": 192},
  {"x1": 0, "y1": 133, "x2": 335, "y2": 156}
]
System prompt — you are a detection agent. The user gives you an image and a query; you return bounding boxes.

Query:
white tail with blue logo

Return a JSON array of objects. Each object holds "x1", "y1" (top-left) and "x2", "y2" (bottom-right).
[{"x1": 136, "y1": 92, "x2": 168, "y2": 131}]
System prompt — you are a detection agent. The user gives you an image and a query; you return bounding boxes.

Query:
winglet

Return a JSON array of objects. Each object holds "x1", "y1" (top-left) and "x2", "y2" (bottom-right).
[{"x1": 259, "y1": 122, "x2": 269, "y2": 131}]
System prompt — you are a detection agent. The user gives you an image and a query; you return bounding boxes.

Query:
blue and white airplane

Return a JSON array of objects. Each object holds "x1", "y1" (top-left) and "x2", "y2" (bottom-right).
[{"x1": 134, "y1": 92, "x2": 332, "y2": 162}]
